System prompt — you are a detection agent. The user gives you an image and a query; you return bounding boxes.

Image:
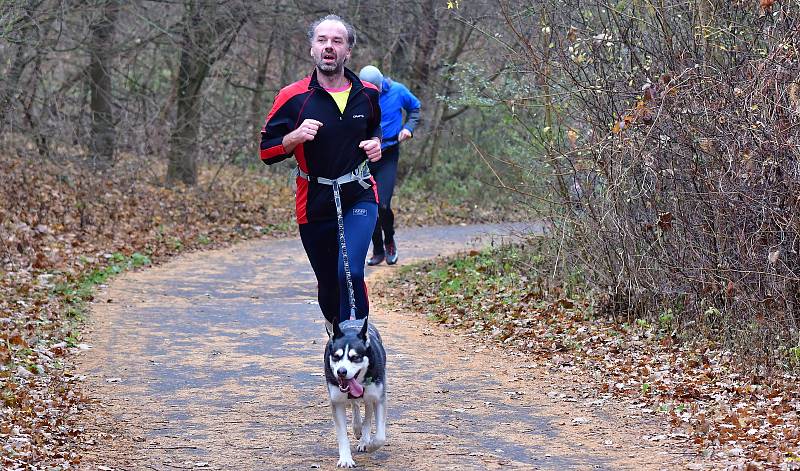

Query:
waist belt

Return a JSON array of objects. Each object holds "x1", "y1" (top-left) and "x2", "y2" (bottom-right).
[{"x1": 294, "y1": 161, "x2": 372, "y2": 189}]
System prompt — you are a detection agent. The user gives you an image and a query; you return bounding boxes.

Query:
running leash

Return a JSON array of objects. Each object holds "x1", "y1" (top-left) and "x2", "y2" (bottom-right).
[{"x1": 332, "y1": 180, "x2": 357, "y2": 321}]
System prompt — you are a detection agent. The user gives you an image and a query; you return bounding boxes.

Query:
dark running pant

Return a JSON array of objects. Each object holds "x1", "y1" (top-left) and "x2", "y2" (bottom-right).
[
  {"x1": 299, "y1": 201, "x2": 377, "y2": 324},
  {"x1": 368, "y1": 144, "x2": 399, "y2": 254}
]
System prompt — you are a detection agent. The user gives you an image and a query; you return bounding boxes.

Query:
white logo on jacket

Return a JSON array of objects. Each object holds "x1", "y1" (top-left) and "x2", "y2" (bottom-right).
[{"x1": 352, "y1": 114, "x2": 365, "y2": 119}]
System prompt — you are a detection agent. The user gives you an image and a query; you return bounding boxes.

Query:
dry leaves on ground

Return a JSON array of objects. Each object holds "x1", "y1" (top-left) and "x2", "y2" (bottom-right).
[
  {"x1": 0, "y1": 153, "x2": 296, "y2": 468},
  {"x1": 0, "y1": 152, "x2": 522, "y2": 468},
  {"x1": 382, "y1": 253, "x2": 800, "y2": 470}
]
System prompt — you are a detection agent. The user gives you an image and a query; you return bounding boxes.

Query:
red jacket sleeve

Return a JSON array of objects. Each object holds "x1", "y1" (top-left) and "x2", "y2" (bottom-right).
[{"x1": 259, "y1": 87, "x2": 296, "y2": 165}]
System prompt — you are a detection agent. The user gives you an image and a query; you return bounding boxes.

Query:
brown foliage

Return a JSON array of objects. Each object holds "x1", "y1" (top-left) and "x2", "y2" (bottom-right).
[
  {"x1": 493, "y1": 0, "x2": 800, "y2": 366},
  {"x1": 0, "y1": 148, "x2": 522, "y2": 467},
  {"x1": 385, "y1": 251, "x2": 800, "y2": 466},
  {"x1": 0, "y1": 151, "x2": 295, "y2": 467},
  {"x1": 574, "y1": 32, "x2": 800, "y2": 365}
]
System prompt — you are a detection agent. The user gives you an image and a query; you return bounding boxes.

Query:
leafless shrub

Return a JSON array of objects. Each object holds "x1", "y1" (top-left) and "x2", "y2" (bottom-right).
[{"x1": 486, "y1": 0, "x2": 800, "y2": 367}]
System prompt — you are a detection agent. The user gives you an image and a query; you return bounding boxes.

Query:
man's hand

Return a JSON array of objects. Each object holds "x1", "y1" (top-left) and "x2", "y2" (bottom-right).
[
  {"x1": 359, "y1": 138, "x2": 381, "y2": 162},
  {"x1": 398, "y1": 128, "x2": 412, "y2": 142},
  {"x1": 283, "y1": 119, "x2": 323, "y2": 152}
]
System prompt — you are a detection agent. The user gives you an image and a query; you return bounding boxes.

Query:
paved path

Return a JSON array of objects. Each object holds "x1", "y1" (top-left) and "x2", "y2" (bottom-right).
[{"x1": 76, "y1": 223, "x2": 691, "y2": 470}]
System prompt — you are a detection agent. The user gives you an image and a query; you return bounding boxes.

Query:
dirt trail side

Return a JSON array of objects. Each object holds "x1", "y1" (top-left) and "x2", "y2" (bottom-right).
[{"x1": 76, "y1": 223, "x2": 696, "y2": 470}]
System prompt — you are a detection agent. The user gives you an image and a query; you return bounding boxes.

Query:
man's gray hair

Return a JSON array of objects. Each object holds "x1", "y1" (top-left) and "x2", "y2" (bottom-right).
[{"x1": 308, "y1": 14, "x2": 356, "y2": 49}]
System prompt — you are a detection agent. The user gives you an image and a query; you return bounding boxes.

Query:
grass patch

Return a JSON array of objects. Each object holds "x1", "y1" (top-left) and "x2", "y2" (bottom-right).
[
  {"x1": 51, "y1": 252, "x2": 151, "y2": 346},
  {"x1": 394, "y1": 244, "x2": 549, "y2": 329}
]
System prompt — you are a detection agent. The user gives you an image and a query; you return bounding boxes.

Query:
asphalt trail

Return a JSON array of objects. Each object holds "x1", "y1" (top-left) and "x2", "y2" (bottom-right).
[{"x1": 77, "y1": 223, "x2": 690, "y2": 470}]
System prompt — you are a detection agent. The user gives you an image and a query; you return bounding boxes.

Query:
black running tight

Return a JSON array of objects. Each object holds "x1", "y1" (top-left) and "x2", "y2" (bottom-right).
[{"x1": 368, "y1": 144, "x2": 399, "y2": 253}]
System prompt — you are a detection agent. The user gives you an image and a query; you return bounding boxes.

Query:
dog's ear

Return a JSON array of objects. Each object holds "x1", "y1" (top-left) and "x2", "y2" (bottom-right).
[
  {"x1": 358, "y1": 318, "x2": 370, "y2": 347},
  {"x1": 332, "y1": 320, "x2": 344, "y2": 339}
]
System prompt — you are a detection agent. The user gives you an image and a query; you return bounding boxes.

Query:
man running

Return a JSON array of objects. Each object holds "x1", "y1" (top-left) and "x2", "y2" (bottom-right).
[
  {"x1": 259, "y1": 15, "x2": 382, "y2": 334},
  {"x1": 358, "y1": 65, "x2": 421, "y2": 266}
]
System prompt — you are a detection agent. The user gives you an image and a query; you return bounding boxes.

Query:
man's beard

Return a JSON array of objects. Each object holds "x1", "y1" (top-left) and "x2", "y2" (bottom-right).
[{"x1": 316, "y1": 56, "x2": 345, "y2": 76}]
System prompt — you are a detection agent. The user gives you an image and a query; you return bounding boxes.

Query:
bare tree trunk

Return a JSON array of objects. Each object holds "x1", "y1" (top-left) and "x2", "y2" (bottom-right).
[
  {"x1": 167, "y1": 2, "x2": 209, "y2": 185},
  {"x1": 166, "y1": 0, "x2": 246, "y2": 185},
  {"x1": 88, "y1": 0, "x2": 120, "y2": 169},
  {"x1": 1, "y1": 45, "x2": 31, "y2": 127},
  {"x1": 409, "y1": 0, "x2": 439, "y2": 91},
  {"x1": 0, "y1": 0, "x2": 47, "y2": 129},
  {"x1": 249, "y1": 31, "x2": 274, "y2": 150},
  {"x1": 167, "y1": 51, "x2": 207, "y2": 184}
]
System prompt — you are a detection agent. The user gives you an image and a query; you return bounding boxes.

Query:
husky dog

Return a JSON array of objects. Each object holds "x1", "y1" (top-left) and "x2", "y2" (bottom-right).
[{"x1": 324, "y1": 318, "x2": 387, "y2": 468}]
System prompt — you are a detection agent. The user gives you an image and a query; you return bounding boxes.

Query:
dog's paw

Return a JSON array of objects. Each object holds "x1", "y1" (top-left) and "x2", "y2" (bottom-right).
[
  {"x1": 368, "y1": 437, "x2": 385, "y2": 452},
  {"x1": 337, "y1": 456, "x2": 356, "y2": 468},
  {"x1": 357, "y1": 440, "x2": 370, "y2": 452}
]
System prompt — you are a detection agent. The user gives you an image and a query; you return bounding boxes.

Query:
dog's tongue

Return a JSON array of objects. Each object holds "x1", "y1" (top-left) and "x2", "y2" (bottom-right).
[{"x1": 348, "y1": 378, "x2": 364, "y2": 397}]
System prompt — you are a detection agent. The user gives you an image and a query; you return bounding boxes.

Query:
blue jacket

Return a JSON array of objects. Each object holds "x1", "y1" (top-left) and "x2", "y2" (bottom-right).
[{"x1": 379, "y1": 78, "x2": 421, "y2": 149}]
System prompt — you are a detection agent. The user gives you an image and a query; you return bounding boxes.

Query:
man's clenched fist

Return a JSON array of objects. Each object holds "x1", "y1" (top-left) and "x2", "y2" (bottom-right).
[
  {"x1": 359, "y1": 138, "x2": 381, "y2": 162},
  {"x1": 283, "y1": 119, "x2": 323, "y2": 152}
]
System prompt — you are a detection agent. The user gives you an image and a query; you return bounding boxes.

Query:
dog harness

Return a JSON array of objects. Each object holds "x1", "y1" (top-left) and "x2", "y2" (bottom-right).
[{"x1": 295, "y1": 161, "x2": 373, "y2": 321}]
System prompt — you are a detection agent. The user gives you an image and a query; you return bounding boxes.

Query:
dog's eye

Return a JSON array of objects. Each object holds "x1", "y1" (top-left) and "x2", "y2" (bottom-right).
[{"x1": 350, "y1": 355, "x2": 362, "y2": 362}]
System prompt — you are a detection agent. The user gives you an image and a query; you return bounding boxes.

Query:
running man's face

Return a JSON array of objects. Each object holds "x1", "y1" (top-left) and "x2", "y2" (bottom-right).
[{"x1": 310, "y1": 20, "x2": 351, "y2": 76}]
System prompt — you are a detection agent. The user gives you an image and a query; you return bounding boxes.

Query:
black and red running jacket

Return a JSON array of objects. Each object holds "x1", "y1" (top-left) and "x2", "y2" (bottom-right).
[{"x1": 260, "y1": 67, "x2": 382, "y2": 224}]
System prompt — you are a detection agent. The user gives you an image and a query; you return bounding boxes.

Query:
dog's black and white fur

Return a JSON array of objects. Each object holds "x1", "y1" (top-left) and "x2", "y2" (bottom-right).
[{"x1": 324, "y1": 318, "x2": 387, "y2": 468}]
